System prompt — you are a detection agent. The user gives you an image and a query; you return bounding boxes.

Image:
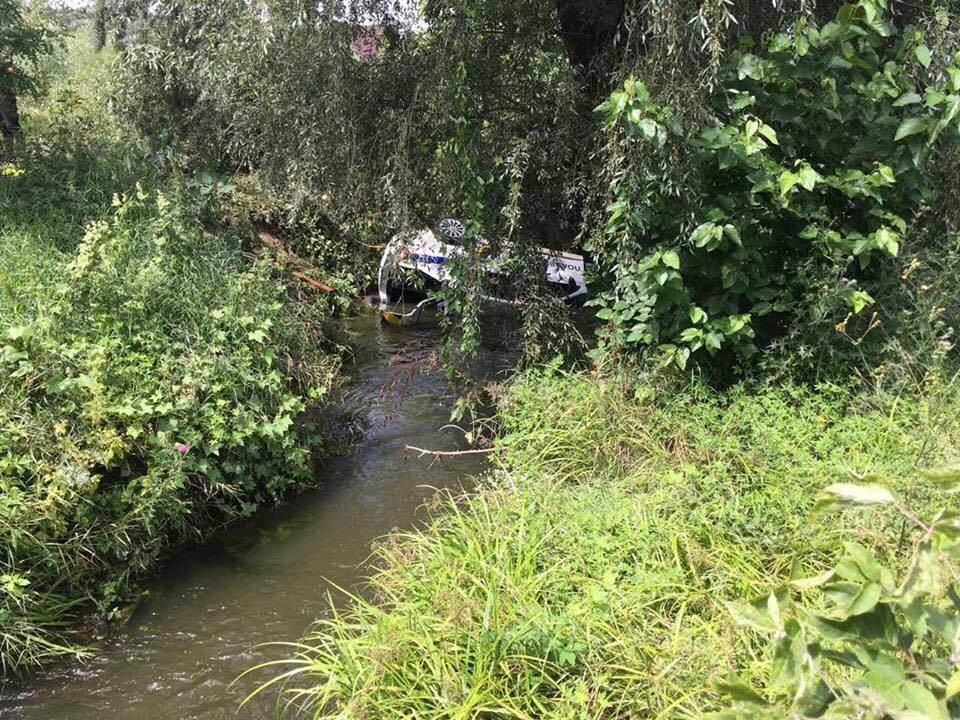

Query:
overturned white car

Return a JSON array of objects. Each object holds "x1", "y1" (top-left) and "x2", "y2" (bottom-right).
[{"x1": 377, "y1": 219, "x2": 587, "y2": 326}]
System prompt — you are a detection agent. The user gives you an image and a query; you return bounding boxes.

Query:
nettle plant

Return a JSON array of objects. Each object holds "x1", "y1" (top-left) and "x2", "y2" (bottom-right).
[
  {"x1": 593, "y1": 0, "x2": 960, "y2": 370},
  {"x1": 717, "y1": 468, "x2": 960, "y2": 719}
]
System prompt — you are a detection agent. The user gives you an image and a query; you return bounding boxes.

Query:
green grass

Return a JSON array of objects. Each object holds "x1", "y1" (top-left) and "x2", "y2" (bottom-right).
[{"x1": 262, "y1": 369, "x2": 959, "y2": 718}]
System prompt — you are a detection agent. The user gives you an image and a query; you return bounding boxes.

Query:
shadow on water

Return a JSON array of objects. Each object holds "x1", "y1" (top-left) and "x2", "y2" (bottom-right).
[{"x1": 0, "y1": 312, "x2": 511, "y2": 720}]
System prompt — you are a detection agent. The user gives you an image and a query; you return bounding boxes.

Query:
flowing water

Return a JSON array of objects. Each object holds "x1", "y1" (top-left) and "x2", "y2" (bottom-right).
[{"x1": 0, "y1": 313, "x2": 502, "y2": 720}]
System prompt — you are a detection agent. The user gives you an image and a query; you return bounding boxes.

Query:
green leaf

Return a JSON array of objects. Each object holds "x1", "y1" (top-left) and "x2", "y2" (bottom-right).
[
  {"x1": 779, "y1": 171, "x2": 799, "y2": 195},
  {"x1": 824, "y1": 580, "x2": 882, "y2": 617},
  {"x1": 714, "y1": 677, "x2": 770, "y2": 706},
  {"x1": 849, "y1": 290, "x2": 874, "y2": 314},
  {"x1": 902, "y1": 682, "x2": 948, "y2": 719},
  {"x1": 788, "y1": 569, "x2": 835, "y2": 591},
  {"x1": 798, "y1": 165, "x2": 820, "y2": 191},
  {"x1": 916, "y1": 44, "x2": 932, "y2": 69},
  {"x1": 895, "y1": 117, "x2": 928, "y2": 142},
  {"x1": 738, "y1": 54, "x2": 764, "y2": 80},
  {"x1": 689, "y1": 306, "x2": 707, "y2": 324},
  {"x1": 6, "y1": 325, "x2": 32, "y2": 341},
  {"x1": 876, "y1": 164, "x2": 896, "y2": 183},
  {"x1": 893, "y1": 92, "x2": 922, "y2": 107},
  {"x1": 919, "y1": 464, "x2": 960, "y2": 489},
  {"x1": 946, "y1": 671, "x2": 960, "y2": 700},
  {"x1": 722, "y1": 224, "x2": 741, "y2": 245},
  {"x1": 690, "y1": 222, "x2": 721, "y2": 249},
  {"x1": 758, "y1": 123, "x2": 778, "y2": 145},
  {"x1": 874, "y1": 226, "x2": 900, "y2": 256},
  {"x1": 814, "y1": 483, "x2": 898, "y2": 513},
  {"x1": 662, "y1": 250, "x2": 680, "y2": 269},
  {"x1": 725, "y1": 596, "x2": 777, "y2": 633},
  {"x1": 836, "y1": 542, "x2": 886, "y2": 584}
]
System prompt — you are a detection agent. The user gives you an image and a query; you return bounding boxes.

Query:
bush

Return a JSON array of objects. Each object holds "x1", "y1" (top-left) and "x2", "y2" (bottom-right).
[
  {"x1": 591, "y1": 0, "x2": 959, "y2": 378},
  {"x1": 260, "y1": 370, "x2": 959, "y2": 717},
  {"x1": 0, "y1": 143, "x2": 341, "y2": 672}
]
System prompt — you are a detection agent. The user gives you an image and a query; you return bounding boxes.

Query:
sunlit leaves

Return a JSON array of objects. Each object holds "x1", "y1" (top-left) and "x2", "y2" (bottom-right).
[
  {"x1": 719, "y1": 464, "x2": 960, "y2": 718},
  {"x1": 895, "y1": 116, "x2": 929, "y2": 141},
  {"x1": 814, "y1": 482, "x2": 897, "y2": 512},
  {"x1": 593, "y1": 0, "x2": 960, "y2": 372}
]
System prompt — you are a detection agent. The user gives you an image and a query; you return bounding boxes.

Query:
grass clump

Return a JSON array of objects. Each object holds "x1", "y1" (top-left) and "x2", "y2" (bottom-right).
[{"x1": 267, "y1": 370, "x2": 959, "y2": 718}]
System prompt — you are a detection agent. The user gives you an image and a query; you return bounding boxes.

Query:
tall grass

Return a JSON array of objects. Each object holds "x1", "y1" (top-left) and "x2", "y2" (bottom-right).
[{"x1": 260, "y1": 370, "x2": 959, "y2": 718}]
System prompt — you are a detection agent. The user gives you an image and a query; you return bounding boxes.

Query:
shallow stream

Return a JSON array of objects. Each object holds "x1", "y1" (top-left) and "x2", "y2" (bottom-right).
[{"x1": 0, "y1": 313, "x2": 499, "y2": 719}]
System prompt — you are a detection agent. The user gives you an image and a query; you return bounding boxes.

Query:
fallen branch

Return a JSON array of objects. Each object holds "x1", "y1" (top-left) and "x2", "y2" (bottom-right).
[
  {"x1": 404, "y1": 445, "x2": 496, "y2": 458},
  {"x1": 291, "y1": 271, "x2": 335, "y2": 293},
  {"x1": 253, "y1": 225, "x2": 337, "y2": 293}
]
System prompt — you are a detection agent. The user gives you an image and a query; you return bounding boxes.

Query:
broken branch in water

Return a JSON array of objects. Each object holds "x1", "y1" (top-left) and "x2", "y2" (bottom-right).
[{"x1": 404, "y1": 445, "x2": 495, "y2": 459}]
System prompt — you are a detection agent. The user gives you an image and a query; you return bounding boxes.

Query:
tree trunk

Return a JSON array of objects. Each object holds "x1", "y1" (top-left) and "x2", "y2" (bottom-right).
[
  {"x1": 0, "y1": 90, "x2": 19, "y2": 136},
  {"x1": 555, "y1": 0, "x2": 626, "y2": 73}
]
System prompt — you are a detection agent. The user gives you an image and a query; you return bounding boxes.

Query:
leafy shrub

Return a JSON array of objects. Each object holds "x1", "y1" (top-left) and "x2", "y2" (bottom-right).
[
  {"x1": 591, "y1": 0, "x2": 959, "y2": 376},
  {"x1": 718, "y1": 467, "x2": 960, "y2": 718},
  {"x1": 0, "y1": 183, "x2": 340, "y2": 671}
]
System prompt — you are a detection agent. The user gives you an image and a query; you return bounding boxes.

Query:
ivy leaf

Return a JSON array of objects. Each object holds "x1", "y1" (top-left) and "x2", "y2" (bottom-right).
[
  {"x1": 689, "y1": 306, "x2": 707, "y2": 324},
  {"x1": 662, "y1": 250, "x2": 681, "y2": 269},
  {"x1": 915, "y1": 44, "x2": 932, "y2": 69},
  {"x1": 894, "y1": 117, "x2": 928, "y2": 141}
]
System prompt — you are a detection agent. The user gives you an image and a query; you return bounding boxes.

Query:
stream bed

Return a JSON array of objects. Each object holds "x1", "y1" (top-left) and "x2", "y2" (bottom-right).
[{"x1": 0, "y1": 313, "x2": 499, "y2": 719}]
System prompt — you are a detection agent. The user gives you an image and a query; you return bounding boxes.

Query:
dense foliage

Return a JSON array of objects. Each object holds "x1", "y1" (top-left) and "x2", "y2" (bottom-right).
[
  {"x1": 592, "y1": 0, "x2": 959, "y2": 378},
  {"x1": 0, "y1": 0, "x2": 57, "y2": 134},
  {"x1": 0, "y1": 34, "x2": 342, "y2": 671},
  {"x1": 3, "y1": 0, "x2": 959, "y2": 704},
  {"x1": 101, "y1": 0, "x2": 958, "y2": 381},
  {"x1": 261, "y1": 369, "x2": 959, "y2": 717},
  {"x1": 109, "y1": 0, "x2": 589, "y2": 301}
]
